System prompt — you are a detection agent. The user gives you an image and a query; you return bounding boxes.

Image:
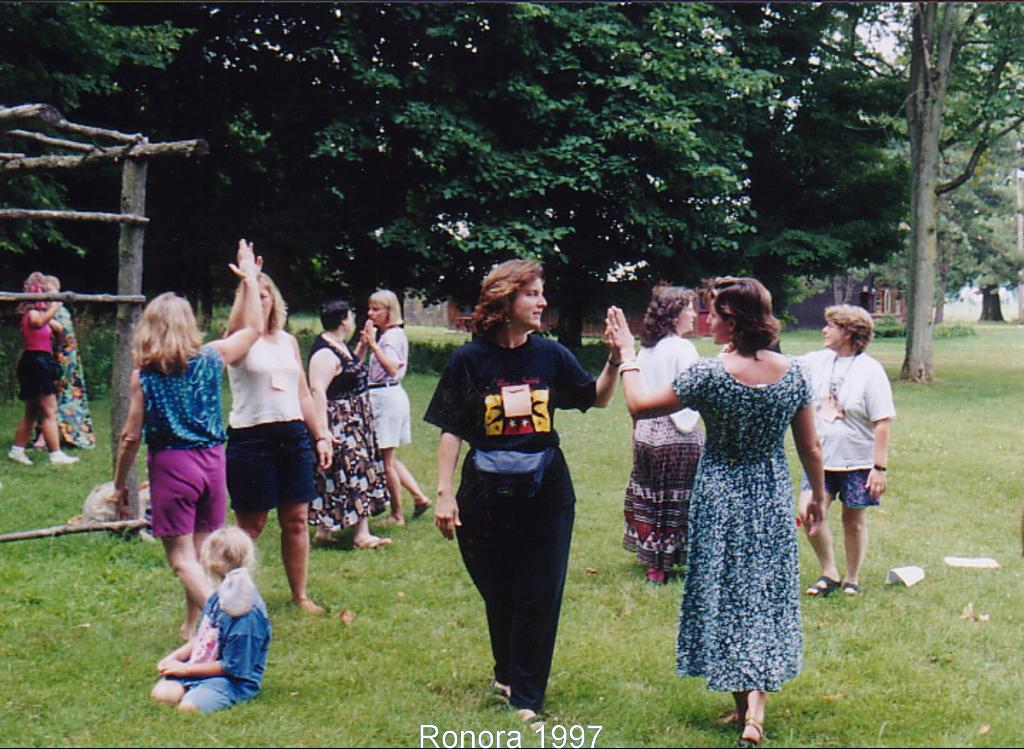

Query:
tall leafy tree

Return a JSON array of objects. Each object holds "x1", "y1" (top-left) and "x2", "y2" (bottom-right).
[
  {"x1": 902, "y1": 2, "x2": 1024, "y2": 381},
  {"x1": 312, "y1": 3, "x2": 775, "y2": 347},
  {"x1": 938, "y1": 134, "x2": 1023, "y2": 321},
  {"x1": 0, "y1": 3, "x2": 185, "y2": 261},
  {"x1": 719, "y1": 3, "x2": 909, "y2": 312}
]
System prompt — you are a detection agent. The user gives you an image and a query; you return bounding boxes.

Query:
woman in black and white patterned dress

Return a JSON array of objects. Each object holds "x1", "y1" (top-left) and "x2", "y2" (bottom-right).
[{"x1": 607, "y1": 277, "x2": 826, "y2": 748}]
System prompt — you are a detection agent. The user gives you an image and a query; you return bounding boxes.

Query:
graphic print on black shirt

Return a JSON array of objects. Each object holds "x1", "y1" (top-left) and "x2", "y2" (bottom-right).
[
  {"x1": 423, "y1": 335, "x2": 596, "y2": 452},
  {"x1": 484, "y1": 379, "x2": 552, "y2": 436}
]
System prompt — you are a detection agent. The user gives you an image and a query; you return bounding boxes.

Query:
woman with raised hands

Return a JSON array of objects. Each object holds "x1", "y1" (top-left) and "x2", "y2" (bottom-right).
[
  {"x1": 605, "y1": 276, "x2": 826, "y2": 748},
  {"x1": 114, "y1": 239, "x2": 263, "y2": 638},
  {"x1": 224, "y1": 266, "x2": 332, "y2": 615}
]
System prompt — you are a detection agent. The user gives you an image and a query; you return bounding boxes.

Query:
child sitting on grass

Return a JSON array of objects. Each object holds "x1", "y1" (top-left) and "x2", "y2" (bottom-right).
[{"x1": 150, "y1": 526, "x2": 271, "y2": 713}]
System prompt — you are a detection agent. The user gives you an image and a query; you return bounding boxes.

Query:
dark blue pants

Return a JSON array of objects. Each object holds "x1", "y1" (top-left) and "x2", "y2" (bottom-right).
[{"x1": 456, "y1": 448, "x2": 576, "y2": 713}]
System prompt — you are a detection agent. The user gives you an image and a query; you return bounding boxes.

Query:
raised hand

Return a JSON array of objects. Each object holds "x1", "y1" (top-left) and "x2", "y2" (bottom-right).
[
  {"x1": 359, "y1": 318, "x2": 376, "y2": 348},
  {"x1": 604, "y1": 306, "x2": 636, "y2": 362},
  {"x1": 229, "y1": 238, "x2": 263, "y2": 278}
]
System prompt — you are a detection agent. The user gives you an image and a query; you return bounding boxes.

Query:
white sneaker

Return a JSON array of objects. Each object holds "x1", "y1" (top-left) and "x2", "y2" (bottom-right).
[
  {"x1": 48, "y1": 452, "x2": 78, "y2": 465},
  {"x1": 8, "y1": 449, "x2": 32, "y2": 466}
]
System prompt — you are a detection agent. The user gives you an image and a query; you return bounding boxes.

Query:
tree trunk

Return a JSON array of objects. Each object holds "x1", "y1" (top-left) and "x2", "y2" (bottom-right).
[
  {"x1": 901, "y1": 3, "x2": 959, "y2": 383},
  {"x1": 1018, "y1": 156, "x2": 1024, "y2": 324},
  {"x1": 979, "y1": 287, "x2": 1005, "y2": 321},
  {"x1": 933, "y1": 296, "x2": 945, "y2": 324}
]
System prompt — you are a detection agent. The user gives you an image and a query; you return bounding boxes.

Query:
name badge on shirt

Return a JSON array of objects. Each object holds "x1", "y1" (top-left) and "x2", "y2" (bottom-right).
[
  {"x1": 817, "y1": 395, "x2": 845, "y2": 423},
  {"x1": 501, "y1": 385, "x2": 533, "y2": 418},
  {"x1": 270, "y1": 371, "x2": 289, "y2": 391}
]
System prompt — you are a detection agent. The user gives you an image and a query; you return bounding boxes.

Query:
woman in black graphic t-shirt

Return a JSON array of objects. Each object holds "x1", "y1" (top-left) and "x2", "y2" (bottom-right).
[{"x1": 424, "y1": 260, "x2": 618, "y2": 725}]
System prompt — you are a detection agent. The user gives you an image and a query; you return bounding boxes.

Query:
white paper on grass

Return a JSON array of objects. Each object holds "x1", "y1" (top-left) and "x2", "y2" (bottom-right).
[
  {"x1": 943, "y1": 556, "x2": 1000, "y2": 569},
  {"x1": 885, "y1": 566, "x2": 925, "y2": 587}
]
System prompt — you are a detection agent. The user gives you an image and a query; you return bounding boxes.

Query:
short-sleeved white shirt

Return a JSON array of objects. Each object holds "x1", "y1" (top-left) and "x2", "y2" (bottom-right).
[
  {"x1": 637, "y1": 335, "x2": 700, "y2": 433},
  {"x1": 368, "y1": 327, "x2": 408, "y2": 384},
  {"x1": 800, "y1": 349, "x2": 895, "y2": 470}
]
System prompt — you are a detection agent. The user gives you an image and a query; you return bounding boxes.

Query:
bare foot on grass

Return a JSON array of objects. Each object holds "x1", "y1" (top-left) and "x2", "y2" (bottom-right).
[
  {"x1": 353, "y1": 535, "x2": 393, "y2": 549},
  {"x1": 294, "y1": 596, "x2": 325, "y2": 616}
]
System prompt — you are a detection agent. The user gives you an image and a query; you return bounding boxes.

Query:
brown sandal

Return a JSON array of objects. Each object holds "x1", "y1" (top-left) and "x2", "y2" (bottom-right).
[{"x1": 737, "y1": 717, "x2": 764, "y2": 748}]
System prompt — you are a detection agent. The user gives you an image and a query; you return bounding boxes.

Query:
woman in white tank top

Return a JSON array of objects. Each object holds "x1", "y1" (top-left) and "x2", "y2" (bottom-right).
[{"x1": 224, "y1": 272, "x2": 332, "y2": 616}]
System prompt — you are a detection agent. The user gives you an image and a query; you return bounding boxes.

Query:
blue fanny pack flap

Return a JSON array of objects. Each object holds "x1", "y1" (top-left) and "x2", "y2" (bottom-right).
[{"x1": 472, "y1": 447, "x2": 556, "y2": 498}]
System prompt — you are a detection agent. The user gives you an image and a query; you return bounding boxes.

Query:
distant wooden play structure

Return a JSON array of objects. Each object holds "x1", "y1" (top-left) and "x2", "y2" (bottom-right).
[{"x1": 0, "y1": 103, "x2": 207, "y2": 540}]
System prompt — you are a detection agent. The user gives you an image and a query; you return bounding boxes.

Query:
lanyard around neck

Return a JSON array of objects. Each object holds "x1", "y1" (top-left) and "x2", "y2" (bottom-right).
[{"x1": 828, "y1": 352, "x2": 859, "y2": 401}]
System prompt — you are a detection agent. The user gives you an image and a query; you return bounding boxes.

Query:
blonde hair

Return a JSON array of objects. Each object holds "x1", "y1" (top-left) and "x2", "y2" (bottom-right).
[
  {"x1": 369, "y1": 289, "x2": 403, "y2": 326},
  {"x1": 133, "y1": 292, "x2": 203, "y2": 374},
  {"x1": 471, "y1": 259, "x2": 544, "y2": 336},
  {"x1": 240, "y1": 273, "x2": 287, "y2": 334},
  {"x1": 43, "y1": 275, "x2": 60, "y2": 292},
  {"x1": 825, "y1": 304, "x2": 874, "y2": 354},
  {"x1": 18, "y1": 271, "x2": 49, "y2": 314},
  {"x1": 200, "y1": 526, "x2": 256, "y2": 583}
]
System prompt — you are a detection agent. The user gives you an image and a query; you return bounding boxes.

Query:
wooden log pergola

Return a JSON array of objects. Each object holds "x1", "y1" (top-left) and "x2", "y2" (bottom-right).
[{"x1": 0, "y1": 103, "x2": 208, "y2": 537}]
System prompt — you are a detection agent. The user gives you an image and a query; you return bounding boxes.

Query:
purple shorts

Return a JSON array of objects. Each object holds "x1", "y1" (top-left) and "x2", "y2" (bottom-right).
[
  {"x1": 801, "y1": 468, "x2": 877, "y2": 509},
  {"x1": 148, "y1": 444, "x2": 227, "y2": 537}
]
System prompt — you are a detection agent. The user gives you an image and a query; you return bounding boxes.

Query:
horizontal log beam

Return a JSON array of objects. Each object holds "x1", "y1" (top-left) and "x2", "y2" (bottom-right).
[
  {"x1": 0, "y1": 208, "x2": 148, "y2": 225},
  {"x1": 0, "y1": 138, "x2": 209, "y2": 174},
  {"x1": 0, "y1": 518, "x2": 148, "y2": 544},
  {"x1": 7, "y1": 129, "x2": 99, "y2": 153},
  {"x1": 0, "y1": 152, "x2": 26, "y2": 159},
  {"x1": 55, "y1": 118, "x2": 142, "y2": 144},
  {"x1": 0, "y1": 103, "x2": 62, "y2": 129},
  {"x1": 0, "y1": 291, "x2": 146, "y2": 304}
]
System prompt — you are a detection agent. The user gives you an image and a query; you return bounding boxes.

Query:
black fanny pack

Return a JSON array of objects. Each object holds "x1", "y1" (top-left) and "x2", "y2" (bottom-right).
[{"x1": 472, "y1": 447, "x2": 556, "y2": 498}]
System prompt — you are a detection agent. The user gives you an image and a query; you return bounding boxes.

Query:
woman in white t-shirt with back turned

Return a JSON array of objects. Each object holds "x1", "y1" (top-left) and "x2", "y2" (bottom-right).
[
  {"x1": 623, "y1": 286, "x2": 702, "y2": 585},
  {"x1": 798, "y1": 304, "x2": 895, "y2": 597}
]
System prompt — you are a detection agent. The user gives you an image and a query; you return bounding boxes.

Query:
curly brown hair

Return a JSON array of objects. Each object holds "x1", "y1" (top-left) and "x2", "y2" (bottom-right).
[
  {"x1": 824, "y1": 304, "x2": 874, "y2": 354},
  {"x1": 471, "y1": 259, "x2": 544, "y2": 336},
  {"x1": 707, "y1": 276, "x2": 779, "y2": 357},
  {"x1": 640, "y1": 286, "x2": 696, "y2": 348}
]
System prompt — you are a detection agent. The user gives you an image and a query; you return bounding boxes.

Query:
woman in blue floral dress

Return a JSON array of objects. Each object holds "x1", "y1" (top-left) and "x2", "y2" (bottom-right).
[
  {"x1": 44, "y1": 275, "x2": 96, "y2": 449},
  {"x1": 606, "y1": 277, "x2": 827, "y2": 747}
]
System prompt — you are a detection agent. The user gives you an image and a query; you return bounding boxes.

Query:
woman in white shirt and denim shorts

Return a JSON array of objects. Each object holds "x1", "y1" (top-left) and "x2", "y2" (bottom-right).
[{"x1": 798, "y1": 304, "x2": 895, "y2": 597}]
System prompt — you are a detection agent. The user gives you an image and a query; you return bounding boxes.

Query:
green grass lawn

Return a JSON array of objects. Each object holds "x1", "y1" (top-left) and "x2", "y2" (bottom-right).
[{"x1": 1, "y1": 325, "x2": 1023, "y2": 746}]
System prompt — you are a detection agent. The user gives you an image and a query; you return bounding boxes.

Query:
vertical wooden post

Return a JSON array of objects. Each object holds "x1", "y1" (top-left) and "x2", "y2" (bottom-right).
[{"x1": 112, "y1": 155, "x2": 148, "y2": 517}]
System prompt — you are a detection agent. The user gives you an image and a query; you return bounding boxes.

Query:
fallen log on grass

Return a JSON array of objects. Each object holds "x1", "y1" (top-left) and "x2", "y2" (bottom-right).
[{"x1": 0, "y1": 518, "x2": 148, "y2": 544}]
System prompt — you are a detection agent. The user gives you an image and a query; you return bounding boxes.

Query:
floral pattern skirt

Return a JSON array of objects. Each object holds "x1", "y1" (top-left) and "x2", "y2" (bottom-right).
[
  {"x1": 309, "y1": 392, "x2": 389, "y2": 530},
  {"x1": 623, "y1": 417, "x2": 701, "y2": 571},
  {"x1": 55, "y1": 346, "x2": 96, "y2": 449},
  {"x1": 675, "y1": 451, "x2": 802, "y2": 693}
]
